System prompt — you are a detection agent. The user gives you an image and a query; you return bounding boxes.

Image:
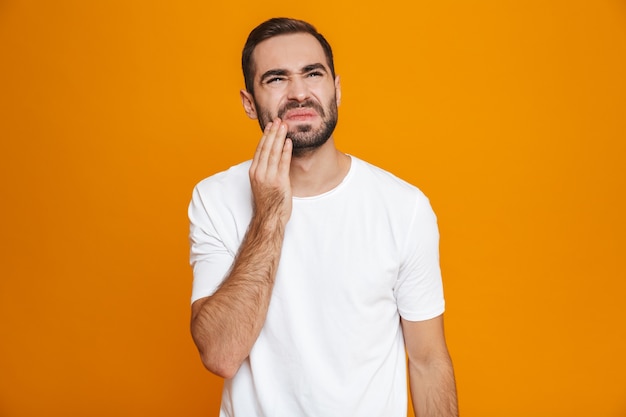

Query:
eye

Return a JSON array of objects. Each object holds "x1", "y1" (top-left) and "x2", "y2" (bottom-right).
[
  {"x1": 266, "y1": 77, "x2": 285, "y2": 84},
  {"x1": 307, "y1": 71, "x2": 324, "y2": 78}
]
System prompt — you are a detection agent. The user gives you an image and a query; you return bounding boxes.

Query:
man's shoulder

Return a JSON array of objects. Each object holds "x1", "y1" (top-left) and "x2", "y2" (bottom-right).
[
  {"x1": 351, "y1": 156, "x2": 427, "y2": 201},
  {"x1": 190, "y1": 160, "x2": 253, "y2": 216},
  {"x1": 194, "y1": 160, "x2": 252, "y2": 194}
]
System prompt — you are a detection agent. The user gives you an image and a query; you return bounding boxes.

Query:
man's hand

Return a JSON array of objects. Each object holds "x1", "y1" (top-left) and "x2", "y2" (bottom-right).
[
  {"x1": 190, "y1": 118, "x2": 293, "y2": 379},
  {"x1": 249, "y1": 118, "x2": 293, "y2": 227}
]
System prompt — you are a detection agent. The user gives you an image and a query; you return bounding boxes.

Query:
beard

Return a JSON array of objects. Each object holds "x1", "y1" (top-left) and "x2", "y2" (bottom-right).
[{"x1": 257, "y1": 97, "x2": 338, "y2": 157}]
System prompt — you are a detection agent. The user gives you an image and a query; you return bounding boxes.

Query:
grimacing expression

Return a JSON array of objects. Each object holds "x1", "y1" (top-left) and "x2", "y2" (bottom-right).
[
  {"x1": 256, "y1": 95, "x2": 338, "y2": 156},
  {"x1": 247, "y1": 33, "x2": 340, "y2": 156}
]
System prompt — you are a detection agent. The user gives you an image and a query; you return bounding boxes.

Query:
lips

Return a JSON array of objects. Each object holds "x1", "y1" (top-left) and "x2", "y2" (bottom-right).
[
  {"x1": 284, "y1": 108, "x2": 318, "y2": 120},
  {"x1": 278, "y1": 99, "x2": 326, "y2": 121}
]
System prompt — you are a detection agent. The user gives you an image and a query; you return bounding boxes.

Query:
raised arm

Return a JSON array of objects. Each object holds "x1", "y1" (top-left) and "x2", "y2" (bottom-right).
[
  {"x1": 191, "y1": 119, "x2": 292, "y2": 379},
  {"x1": 402, "y1": 315, "x2": 458, "y2": 417}
]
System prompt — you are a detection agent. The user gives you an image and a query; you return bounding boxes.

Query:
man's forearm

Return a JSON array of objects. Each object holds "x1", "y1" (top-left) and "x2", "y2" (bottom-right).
[
  {"x1": 191, "y1": 119, "x2": 292, "y2": 378},
  {"x1": 190, "y1": 211, "x2": 285, "y2": 379},
  {"x1": 409, "y1": 353, "x2": 458, "y2": 417},
  {"x1": 191, "y1": 118, "x2": 292, "y2": 379}
]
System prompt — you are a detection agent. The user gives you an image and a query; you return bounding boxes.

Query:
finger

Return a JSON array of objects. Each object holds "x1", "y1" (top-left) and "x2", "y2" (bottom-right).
[
  {"x1": 278, "y1": 138, "x2": 292, "y2": 179},
  {"x1": 252, "y1": 119, "x2": 281, "y2": 179},
  {"x1": 254, "y1": 118, "x2": 283, "y2": 177},
  {"x1": 266, "y1": 121, "x2": 287, "y2": 175},
  {"x1": 251, "y1": 121, "x2": 273, "y2": 174}
]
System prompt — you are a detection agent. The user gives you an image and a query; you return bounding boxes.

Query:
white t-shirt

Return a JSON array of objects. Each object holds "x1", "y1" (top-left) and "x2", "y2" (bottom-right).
[{"x1": 189, "y1": 155, "x2": 445, "y2": 417}]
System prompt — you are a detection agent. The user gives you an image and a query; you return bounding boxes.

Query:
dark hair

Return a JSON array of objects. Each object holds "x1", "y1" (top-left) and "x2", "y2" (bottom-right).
[{"x1": 242, "y1": 17, "x2": 336, "y2": 96}]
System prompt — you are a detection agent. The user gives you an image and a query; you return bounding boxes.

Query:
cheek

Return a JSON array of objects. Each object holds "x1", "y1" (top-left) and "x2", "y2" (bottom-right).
[
  {"x1": 256, "y1": 106, "x2": 278, "y2": 131},
  {"x1": 256, "y1": 96, "x2": 281, "y2": 118}
]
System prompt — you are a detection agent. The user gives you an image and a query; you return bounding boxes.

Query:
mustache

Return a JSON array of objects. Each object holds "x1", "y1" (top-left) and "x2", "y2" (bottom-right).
[{"x1": 277, "y1": 100, "x2": 326, "y2": 118}]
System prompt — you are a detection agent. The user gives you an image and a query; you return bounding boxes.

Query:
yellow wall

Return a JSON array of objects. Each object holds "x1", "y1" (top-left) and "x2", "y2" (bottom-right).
[{"x1": 1, "y1": 1, "x2": 625, "y2": 416}]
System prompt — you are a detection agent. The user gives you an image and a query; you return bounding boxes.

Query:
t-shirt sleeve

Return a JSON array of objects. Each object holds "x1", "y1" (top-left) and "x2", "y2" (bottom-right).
[
  {"x1": 188, "y1": 184, "x2": 235, "y2": 304},
  {"x1": 394, "y1": 193, "x2": 445, "y2": 321}
]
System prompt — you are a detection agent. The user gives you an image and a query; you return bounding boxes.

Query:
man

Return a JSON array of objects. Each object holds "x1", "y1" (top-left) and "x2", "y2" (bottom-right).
[{"x1": 188, "y1": 17, "x2": 458, "y2": 417}]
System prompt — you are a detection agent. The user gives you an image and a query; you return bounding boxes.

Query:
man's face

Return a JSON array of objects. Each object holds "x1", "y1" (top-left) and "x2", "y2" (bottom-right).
[{"x1": 243, "y1": 33, "x2": 341, "y2": 155}]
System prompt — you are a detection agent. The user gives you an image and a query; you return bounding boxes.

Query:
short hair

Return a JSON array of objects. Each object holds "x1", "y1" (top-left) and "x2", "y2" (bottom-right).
[{"x1": 242, "y1": 17, "x2": 336, "y2": 96}]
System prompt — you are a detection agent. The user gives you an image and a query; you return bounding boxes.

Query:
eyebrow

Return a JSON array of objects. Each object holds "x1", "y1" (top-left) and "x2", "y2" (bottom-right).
[
  {"x1": 259, "y1": 69, "x2": 289, "y2": 83},
  {"x1": 302, "y1": 63, "x2": 328, "y2": 74},
  {"x1": 259, "y1": 63, "x2": 329, "y2": 84}
]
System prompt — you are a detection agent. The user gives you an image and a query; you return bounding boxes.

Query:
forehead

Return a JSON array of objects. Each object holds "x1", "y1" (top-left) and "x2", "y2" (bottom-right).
[{"x1": 252, "y1": 33, "x2": 329, "y2": 76}]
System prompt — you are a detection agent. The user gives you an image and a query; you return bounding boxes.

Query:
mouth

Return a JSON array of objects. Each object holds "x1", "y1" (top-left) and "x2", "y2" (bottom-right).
[
  {"x1": 278, "y1": 99, "x2": 325, "y2": 122},
  {"x1": 283, "y1": 108, "x2": 318, "y2": 121}
]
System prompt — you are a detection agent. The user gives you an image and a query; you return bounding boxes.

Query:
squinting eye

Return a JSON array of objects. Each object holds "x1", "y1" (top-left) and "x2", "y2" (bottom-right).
[
  {"x1": 267, "y1": 77, "x2": 284, "y2": 84},
  {"x1": 307, "y1": 71, "x2": 323, "y2": 78}
]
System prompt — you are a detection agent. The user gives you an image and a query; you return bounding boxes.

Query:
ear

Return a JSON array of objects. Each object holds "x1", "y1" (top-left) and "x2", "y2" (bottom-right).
[
  {"x1": 240, "y1": 89, "x2": 258, "y2": 119},
  {"x1": 334, "y1": 75, "x2": 342, "y2": 107}
]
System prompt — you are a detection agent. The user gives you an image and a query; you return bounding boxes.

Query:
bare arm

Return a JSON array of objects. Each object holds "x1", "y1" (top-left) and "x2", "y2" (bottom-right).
[
  {"x1": 191, "y1": 119, "x2": 292, "y2": 379},
  {"x1": 402, "y1": 315, "x2": 458, "y2": 417}
]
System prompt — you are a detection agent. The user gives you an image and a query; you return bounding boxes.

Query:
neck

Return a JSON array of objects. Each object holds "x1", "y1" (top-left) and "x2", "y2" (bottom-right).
[{"x1": 289, "y1": 137, "x2": 351, "y2": 198}]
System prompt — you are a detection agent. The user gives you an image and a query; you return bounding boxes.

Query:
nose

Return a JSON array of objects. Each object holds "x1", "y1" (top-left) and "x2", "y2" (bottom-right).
[{"x1": 286, "y1": 76, "x2": 309, "y2": 102}]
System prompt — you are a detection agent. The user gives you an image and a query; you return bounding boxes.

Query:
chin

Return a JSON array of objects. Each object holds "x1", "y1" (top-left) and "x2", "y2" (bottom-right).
[{"x1": 287, "y1": 121, "x2": 315, "y2": 133}]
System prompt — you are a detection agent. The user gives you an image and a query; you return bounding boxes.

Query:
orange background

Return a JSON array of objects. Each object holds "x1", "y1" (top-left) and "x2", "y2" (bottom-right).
[{"x1": 1, "y1": 1, "x2": 625, "y2": 416}]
